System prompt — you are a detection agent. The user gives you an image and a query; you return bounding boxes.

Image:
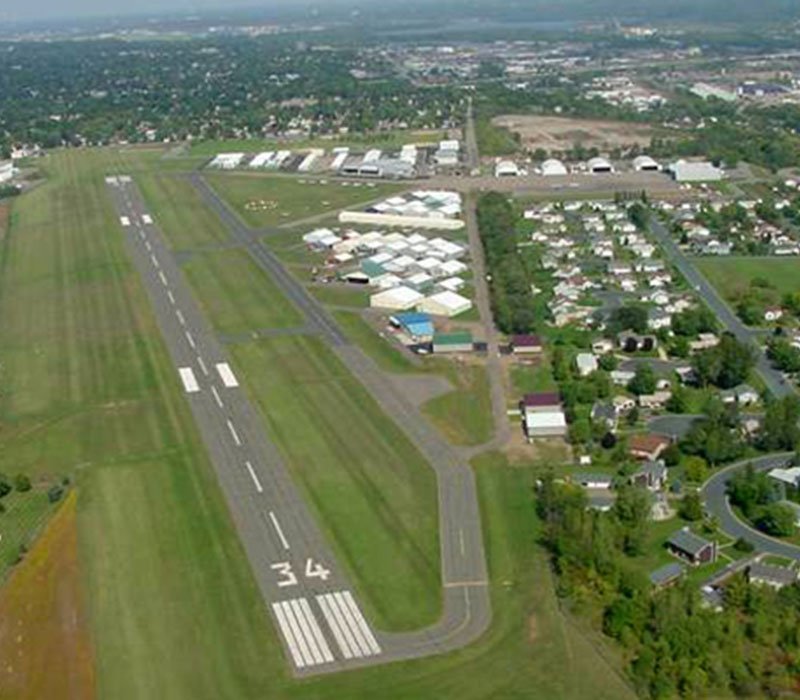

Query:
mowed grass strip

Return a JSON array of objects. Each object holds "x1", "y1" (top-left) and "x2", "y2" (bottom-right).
[
  {"x1": 695, "y1": 256, "x2": 800, "y2": 300},
  {"x1": 0, "y1": 150, "x2": 282, "y2": 699},
  {"x1": 137, "y1": 173, "x2": 231, "y2": 250},
  {"x1": 182, "y1": 249, "x2": 303, "y2": 334},
  {"x1": 230, "y1": 335, "x2": 442, "y2": 631},
  {"x1": 422, "y1": 363, "x2": 494, "y2": 446},
  {"x1": 205, "y1": 173, "x2": 405, "y2": 228}
]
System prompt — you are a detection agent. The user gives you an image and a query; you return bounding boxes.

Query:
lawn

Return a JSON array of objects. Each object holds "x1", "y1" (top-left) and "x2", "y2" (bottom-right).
[
  {"x1": 182, "y1": 249, "x2": 304, "y2": 334},
  {"x1": 510, "y1": 356, "x2": 558, "y2": 398},
  {"x1": 333, "y1": 311, "x2": 418, "y2": 373},
  {"x1": 229, "y1": 335, "x2": 441, "y2": 631},
  {"x1": 310, "y1": 284, "x2": 371, "y2": 309},
  {"x1": 423, "y1": 362, "x2": 494, "y2": 446},
  {"x1": 137, "y1": 172, "x2": 231, "y2": 250},
  {"x1": 695, "y1": 256, "x2": 800, "y2": 301},
  {"x1": 204, "y1": 173, "x2": 406, "y2": 228}
]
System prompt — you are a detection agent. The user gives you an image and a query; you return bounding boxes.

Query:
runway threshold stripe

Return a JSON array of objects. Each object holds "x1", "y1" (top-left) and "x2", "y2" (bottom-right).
[
  {"x1": 300, "y1": 598, "x2": 334, "y2": 663},
  {"x1": 142, "y1": 214, "x2": 153, "y2": 225},
  {"x1": 281, "y1": 601, "x2": 316, "y2": 667},
  {"x1": 178, "y1": 367, "x2": 200, "y2": 394},
  {"x1": 272, "y1": 602, "x2": 306, "y2": 669},
  {"x1": 215, "y1": 362, "x2": 239, "y2": 388},
  {"x1": 341, "y1": 591, "x2": 381, "y2": 655},
  {"x1": 321, "y1": 593, "x2": 363, "y2": 659},
  {"x1": 331, "y1": 591, "x2": 374, "y2": 657},
  {"x1": 290, "y1": 599, "x2": 330, "y2": 665},
  {"x1": 316, "y1": 595, "x2": 355, "y2": 660},
  {"x1": 120, "y1": 216, "x2": 131, "y2": 227},
  {"x1": 268, "y1": 511, "x2": 290, "y2": 550}
]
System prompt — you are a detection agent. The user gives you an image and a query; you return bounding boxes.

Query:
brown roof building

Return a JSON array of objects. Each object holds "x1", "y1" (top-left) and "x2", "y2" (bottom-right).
[{"x1": 628, "y1": 433, "x2": 671, "y2": 461}]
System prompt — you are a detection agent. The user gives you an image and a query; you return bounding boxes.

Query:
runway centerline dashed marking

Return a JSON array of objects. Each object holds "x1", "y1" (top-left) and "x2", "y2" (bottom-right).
[
  {"x1": 227, "y1": 419, "x2": 242, "y2": 446},
  {"x1": 245, "y1": 461, "x2": 263, "y2": 493},
  {"x1": 150, "y1": 253, "x2": 160, "y2": 268},
  {"x1": 159, "y1": 271, "x2": 168, "y2": 287},
  {"x1": 197, "y1": 356, "x2": 209, "y2": 376},
  {"x1": 210, "y1": 385, "x2": 224, "y2": 408},
  {"x1": 185, "y1": 331, "x2": 196, "y2": 349},
  {"x1": 176, "y1": 309, "x2": 186, "y2": 325},
  {"x1": 167, "y1": 290, "x2": 176, "y2": 305},
  {"x1": 269, "y1": 511, "x2": 290, "y2": 550}
]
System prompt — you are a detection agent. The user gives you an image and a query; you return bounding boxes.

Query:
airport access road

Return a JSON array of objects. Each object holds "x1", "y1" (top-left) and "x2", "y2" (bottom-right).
[{"x1": 108, "y1": 175, "x2": 491, "y2": 677}]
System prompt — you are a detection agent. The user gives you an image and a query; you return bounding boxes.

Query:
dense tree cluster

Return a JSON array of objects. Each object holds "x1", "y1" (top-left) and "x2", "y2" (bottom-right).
[
  {"x1": 537, "y1": 472, "x2": 800, "y2": 698},
  {"x1": 476, "y1": 192, "x2": 537, "y2": 334},
  {"x1": 691, "y1": 333, "x2": 756, "y2": 390},
  {"x1": 727, "y1": 463, "x2": 796, "y2": 536},
  {"x1": 0, "y1": 38, "x2": 463, "y2": 151}
]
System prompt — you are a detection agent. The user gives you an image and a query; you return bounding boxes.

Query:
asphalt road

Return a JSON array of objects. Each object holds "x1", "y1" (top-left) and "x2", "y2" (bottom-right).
[
  {"x1": 107, "y1": 175, "x2": 491, "y2": 676},
  {"x1": 648, "y1": 218, "x2": 795, "y2": 400},
  {"x1": 701, "y1": 453, "x2": 800, "y2": 559}
]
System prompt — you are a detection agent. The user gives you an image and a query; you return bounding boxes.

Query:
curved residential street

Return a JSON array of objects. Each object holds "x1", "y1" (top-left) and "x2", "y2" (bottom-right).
[{"x1": 701, "y1": 453, "x2": 800, "y2": 559}]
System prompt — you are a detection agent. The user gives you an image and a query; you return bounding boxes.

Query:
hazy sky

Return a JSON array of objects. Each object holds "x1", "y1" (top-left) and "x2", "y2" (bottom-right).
[{"x1": 0, "y1": 0, "x2": 257, "y2": 23}]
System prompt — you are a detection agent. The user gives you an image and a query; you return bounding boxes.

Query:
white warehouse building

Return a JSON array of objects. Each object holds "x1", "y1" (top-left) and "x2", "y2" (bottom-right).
[
  {"x1": 540, "y1": 158, "x2": 568, "y2": 176},
  {"x1": 633, "y1": 155, "x2": 661, "y2": 172}
]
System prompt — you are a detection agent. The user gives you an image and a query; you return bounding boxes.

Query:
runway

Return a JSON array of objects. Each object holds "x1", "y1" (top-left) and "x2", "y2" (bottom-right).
[{"x1": 106, "y1": 175, "x2": 491, "y2": 676}]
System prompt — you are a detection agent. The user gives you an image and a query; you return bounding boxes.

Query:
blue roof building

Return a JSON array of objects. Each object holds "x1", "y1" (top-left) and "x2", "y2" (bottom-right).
[{"x1": 392, "y1": 312, "x2": 434, "y2": 341}]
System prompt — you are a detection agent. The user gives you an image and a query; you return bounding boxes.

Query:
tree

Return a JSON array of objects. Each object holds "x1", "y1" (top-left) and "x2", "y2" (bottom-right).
[
  {"x1": 759, "y1": 396, "x2": 800, "y2": 452},
  {"x1": 569, "y1": 419, "x2": 592, "y2": 445},
  {"x1": 13, "y1": 474, "x2": 31, "y2": 493},
  {"x1": 599, "y1": 353, "x2": 618, "y2": 372},
  {"x1": 612, "y1": 485, "x2": 651, "y2": 555},
  {"x1": 756, "y1": 503, "x2": 796, "y2": 537},
  {"x1": 666, "y1": 386, "x2": 691, "y2": 413},
  {"x1": 767, "y1": 338, "x2": 800, "y2": 374},
  {"x1": 609, "y1": 304, "x2": 649, "y2": 335},
  {"x1": 627, "y1": 364, "x2": 657, "y2": 396},
  {"x1": 692, "y1": 333, "x2": 756, "y2": 389},
  {"x1": 0, "y1": 475, "x2": 10, "y2": 499},
  {"x1": 679, "y1": 491, "x2": 704, "y2": 521},
  {"x1": 628, "y1": 202, "x2": 650, "y2": 230},
  {"x1": 684, "y1": 456, "x2": 709, "y2": 484}
]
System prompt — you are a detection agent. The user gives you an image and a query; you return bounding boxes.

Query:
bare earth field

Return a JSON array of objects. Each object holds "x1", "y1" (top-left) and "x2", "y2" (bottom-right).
[
  {"x1": 493, "y1": 115, "x2": 654, "y2": 152},
  {"x1": 0, "y1": 492, "x2": 94, "y2": 700}
]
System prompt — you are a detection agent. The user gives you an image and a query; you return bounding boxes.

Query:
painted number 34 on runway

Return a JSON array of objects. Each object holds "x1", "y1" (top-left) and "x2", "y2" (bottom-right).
[{"x1": 271, "y1": 559, "x2": 331, "y2": 588}]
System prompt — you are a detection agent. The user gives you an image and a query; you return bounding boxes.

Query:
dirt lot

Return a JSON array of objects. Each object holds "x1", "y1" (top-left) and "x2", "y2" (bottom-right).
[
  {"x1": 493, "y1": 115, "x2": 654, "y2": 152},
  {"x1": 0, "y1": 492, "x2": 94, "y2": 700}
]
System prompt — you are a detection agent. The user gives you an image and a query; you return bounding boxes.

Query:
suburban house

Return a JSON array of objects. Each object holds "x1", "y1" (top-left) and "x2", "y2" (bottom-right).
[
  {"x1": 649, "y1": 562, "x2": 685, "y2": 589},
  {"x1": 618, "y1": 332, "x2": 658, "y2": 353},
  {"x1": 575, "y1": 352, "x2": 599, "y2": 377},
  {"x1": 629, "y1": 433, "x2": 671, "y2": 461},
  {"x1": 747, "y1": 563, "x2": 798, "y2": 590},
  {"x1": 591, "y1": 402, "x2": 619, "y2": 431},
  {"x1": 592, "y1": 338, "x2": 615, "y2": 354},
  {"x1": 767, "y1": 466, "x2": 800, "y2": 499},
  {"x1": 572, "y1": 473, "x2": 614, "y2": 489},
  {"x1": 638, "y1": 391, "x2": 673, "y2": 410},
  {"x1": 666, "y1": 528, "x2": 717, "y2": 565},
  {"x1": 511, "y1": 334, "x2": 543, "y2": 355},
  {"x1": 631, "y1": 461, "x2": 668, "y2": 491}
]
